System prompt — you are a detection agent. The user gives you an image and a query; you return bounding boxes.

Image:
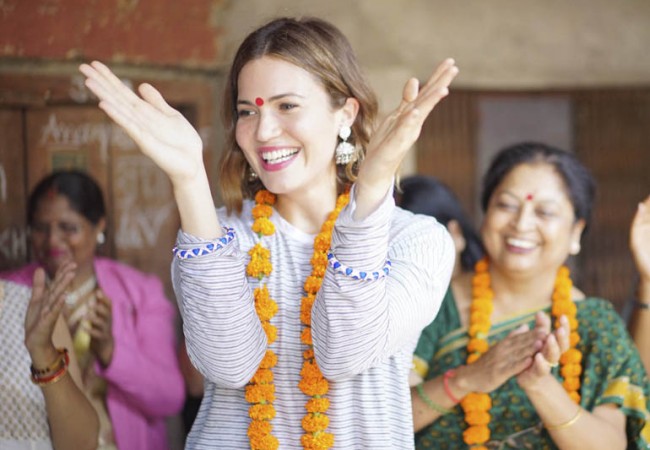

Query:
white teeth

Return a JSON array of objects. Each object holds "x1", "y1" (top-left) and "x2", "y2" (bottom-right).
[
  {"x1": 506, "y1": 237, "x2": 537, "y2": 249},
  {"x1": 261, "y1": 148, "x2": 298, "y2": 164}
]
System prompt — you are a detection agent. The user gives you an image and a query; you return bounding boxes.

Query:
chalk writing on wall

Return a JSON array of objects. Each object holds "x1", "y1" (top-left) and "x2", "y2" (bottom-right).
[
  {"x1": 0, "y1": 226, "x2": 28, "y2": 262},
  {"x1": 114, "y1": 154, "x2": 175, "y2": 249},
  {"x1": 39, "y1": 113, "x2": 137, "y2": 163}
]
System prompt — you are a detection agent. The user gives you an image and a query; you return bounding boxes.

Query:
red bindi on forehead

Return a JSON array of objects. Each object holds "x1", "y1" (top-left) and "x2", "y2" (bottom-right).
[
  {"x1": 255, "y1": 97, "x2": 264, "y2": 106},
  {"x1": 525, "y1": 194, "x2": 534, "y2": 201}
]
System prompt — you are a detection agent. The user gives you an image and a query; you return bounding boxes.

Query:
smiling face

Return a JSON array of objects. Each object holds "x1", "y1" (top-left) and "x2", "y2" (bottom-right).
[
  {"x1": 480, "y1": 163, "x2": 585, "y2": 278},
  {"x1": 235, "y1": 56, "x2": 357, "y2": 197},
  {"x1": 30, "y1": 194, "x2": 104, "y2": 279}
]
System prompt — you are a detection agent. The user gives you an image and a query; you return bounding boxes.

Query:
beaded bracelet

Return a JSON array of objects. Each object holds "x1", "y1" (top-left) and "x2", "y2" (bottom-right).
[
  {"x1": 327, "y1": 252, "x2": 392, "y2": 281},
  {"x1": 173, "y1": 227, "x2": 236, "y2": 260},
  {"x1": 31, "y1": 349, "x2": 70, "y2": 386},
  {"x1": 32, "y1": 365, "x2": 69, "y2": 386},
  {"x1": 416, "y1": 383, "x2": 453, "y2": 415},
  {"x1": 30, "y1": 348, "x2": 68, "y2": 377}
]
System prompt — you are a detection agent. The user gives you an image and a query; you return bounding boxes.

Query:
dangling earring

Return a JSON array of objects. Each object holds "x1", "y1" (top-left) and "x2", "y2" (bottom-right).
[
  {"x1": 335, "y1": 126, "x2": 355, "y2": 165},
  {"x1": 248, "y1": 166, "x2": 258, "y2": 181},
  {"x1": 97, "y1": 232, "x2": 106, "y2": 245}
]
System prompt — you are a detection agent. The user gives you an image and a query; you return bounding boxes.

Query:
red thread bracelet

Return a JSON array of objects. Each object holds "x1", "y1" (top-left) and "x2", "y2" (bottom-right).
[{"x1": 443, "y1": 369, "x2": 460, "y2": 404}]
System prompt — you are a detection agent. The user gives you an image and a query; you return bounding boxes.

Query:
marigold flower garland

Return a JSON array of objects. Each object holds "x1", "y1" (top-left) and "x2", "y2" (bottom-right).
[
  {"x1": 553, "y1": 265, "x2": 582, "y2": 404},
  {"x1": 246, "y1": 189, "x2": 349, "y2": 450},
  {"x1": 462, "y1": 258, "x2": 582, "y2": 449},
  {"x1": 246, "y1": 190, "x2": 279, "y2": 450}
]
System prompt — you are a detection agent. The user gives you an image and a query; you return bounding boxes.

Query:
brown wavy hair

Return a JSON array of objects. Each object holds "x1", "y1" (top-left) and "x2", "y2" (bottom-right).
[{"x1": 219, "y1": 16, "x2": 378, "y2": 213}]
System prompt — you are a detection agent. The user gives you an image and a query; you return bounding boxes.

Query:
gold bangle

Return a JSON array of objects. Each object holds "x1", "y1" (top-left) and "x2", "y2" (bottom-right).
[{"x1": 545, "y1": 407, "x2": 583, "y2": 431}]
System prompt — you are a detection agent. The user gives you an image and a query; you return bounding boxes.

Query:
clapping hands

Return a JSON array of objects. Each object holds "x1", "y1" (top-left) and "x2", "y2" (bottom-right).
[
  {"x1": 79, "y1": 61, "x2": 204, "y2": 184},
  {"x1": 455, "y1": 312, "x2": 570, "y2": 395},
  {"x1": 516, "y1": 313, "x2": 571, "y2": 390}
]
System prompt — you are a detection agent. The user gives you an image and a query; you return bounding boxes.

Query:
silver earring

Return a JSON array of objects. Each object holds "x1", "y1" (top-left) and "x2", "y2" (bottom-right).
[
  {"x1": 335, "y1": 126, "x2": 355, "y2": 165},
  {"x1": 97, "y1": 232, "x2": 106, "y2": 245},
  {"x1": 248, "y1": 166, "x2": 258, "y2": 181}
]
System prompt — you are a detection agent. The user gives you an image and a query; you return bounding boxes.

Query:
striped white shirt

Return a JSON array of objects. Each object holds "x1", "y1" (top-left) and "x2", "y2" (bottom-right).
[{"x1": 173, "y1": 189, "x2": 454, "y2": 449}]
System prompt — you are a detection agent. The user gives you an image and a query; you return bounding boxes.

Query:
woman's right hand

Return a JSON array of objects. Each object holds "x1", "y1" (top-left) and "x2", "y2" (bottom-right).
[
  {"x1": 24, "y1": 261, "x2": 76, "y2": 365},
  {"x1": 79, "y1": 61, "x2": 204, "y2": 185},
  {"x1": 453, "y1": 319, "x2": 547, "y2": 394},
  {"x1": 631, "y1": 195, "x2": 650, "y2": 283}
]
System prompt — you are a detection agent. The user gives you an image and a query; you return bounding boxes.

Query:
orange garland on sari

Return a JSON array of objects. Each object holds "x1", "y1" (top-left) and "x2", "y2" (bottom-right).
[
  {"x1": 463, "y1": 258, "x2": 582, "y2": 449},
  {"x1": 245, "y1": 189, "x2": 350, "y2": 450}
]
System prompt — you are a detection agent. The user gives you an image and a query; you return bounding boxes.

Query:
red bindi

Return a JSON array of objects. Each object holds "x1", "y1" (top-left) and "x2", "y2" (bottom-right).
[
  {"x1": 255, "y1": 97, "x2": 264, "y2": 106},
  {"x1": 525, "y1": 194, "x2": 534, "y2": 201}
]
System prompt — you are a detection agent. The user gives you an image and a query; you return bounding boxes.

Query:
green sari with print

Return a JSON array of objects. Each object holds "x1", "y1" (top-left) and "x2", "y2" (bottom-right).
[{"x1": 413, "y1": 289, "x2": 650, "y2": 449}]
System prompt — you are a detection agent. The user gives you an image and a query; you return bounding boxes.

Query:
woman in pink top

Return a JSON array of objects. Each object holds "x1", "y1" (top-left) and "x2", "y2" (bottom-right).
[{"x1": 2, "y1": 170, "x2": 185, "y2": 450}]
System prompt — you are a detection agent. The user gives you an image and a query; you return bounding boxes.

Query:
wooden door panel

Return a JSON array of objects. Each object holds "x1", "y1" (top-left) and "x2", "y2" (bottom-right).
[{"x1": 0, "y1": 109, "x2": 28, "y2": 270}]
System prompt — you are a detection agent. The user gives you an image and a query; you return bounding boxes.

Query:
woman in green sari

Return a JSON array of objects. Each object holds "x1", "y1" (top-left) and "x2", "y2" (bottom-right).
[{"x1": 411, "y1": 142, "x2": 650, "y2": 449}]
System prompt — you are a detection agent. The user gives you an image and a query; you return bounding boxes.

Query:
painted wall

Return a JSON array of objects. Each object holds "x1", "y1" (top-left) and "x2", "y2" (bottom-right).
[
  {"x1": 215, "y1": 0, "x2": 650, "y2": 88},
  {"x1": 0, "y1": 0, "x2": 224, "y2": 67},
  {"x1": 3, "y1": 0, "x2": 649, "y2": 85}
]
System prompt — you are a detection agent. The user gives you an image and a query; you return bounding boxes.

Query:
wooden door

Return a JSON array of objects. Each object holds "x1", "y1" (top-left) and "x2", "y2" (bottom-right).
[{"x1": 0, "y1": 109, "x2": 28, "y2": 270}]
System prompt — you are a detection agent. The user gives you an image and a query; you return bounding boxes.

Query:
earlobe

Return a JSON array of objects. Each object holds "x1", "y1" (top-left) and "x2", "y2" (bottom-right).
[
  {"x1": 96, "y1": 217, "x2": 107, "y2": 245},
  {"x1": 447, "y1": 220, "x2": 467, "y2": 254},
  {"x1": 98, "y1": 217, "x2": 107, "y2": 234},
  {"x1": 569, "y1": 219, "x2": 586, "y2": 255},
  {"x1": 341, "y1": 97, "x2": 360, "y2": 127}
]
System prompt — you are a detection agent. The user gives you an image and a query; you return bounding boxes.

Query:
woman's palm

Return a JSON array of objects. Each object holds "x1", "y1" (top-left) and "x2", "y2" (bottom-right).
[{"x1": 80, "y1": 61, "x2": 203, "y2": 182}]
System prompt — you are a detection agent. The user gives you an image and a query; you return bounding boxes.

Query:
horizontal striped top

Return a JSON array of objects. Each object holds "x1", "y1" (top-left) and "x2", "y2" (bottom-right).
[{"x1": 173, "y1": 189, "x2": 454, "y2": 449}]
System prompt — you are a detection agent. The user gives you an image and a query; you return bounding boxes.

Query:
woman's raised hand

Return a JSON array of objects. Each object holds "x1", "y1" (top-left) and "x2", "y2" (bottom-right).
[
  {"x1": 79, "y1": 61, "x2": 204, "y2": 184},
  {"x1": 360, "y1": 59, "x2": 458, "y2": 181},
  {"x1": 88, "y1": 289, "x2": 115, "y2": 368},
  {"x1": 81, "y1": 61, "x2": 220, "y2": 238},
  {"x1": 631, "y1": 195, "x2": 650, "y2": 284},
  {"x1": 24, "y1": 261, "x2": 76, "y2": 362},
  {"x1": 354, "y1": 59, "x2": 458, "y2": 218}
]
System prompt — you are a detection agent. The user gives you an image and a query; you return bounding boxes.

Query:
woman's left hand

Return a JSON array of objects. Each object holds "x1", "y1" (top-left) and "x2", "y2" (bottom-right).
[
  {"x1": 88, "y1": 289, "x2": 115, "y2": 367},
  {"x1": 517, "y1": 313, "x2": 571, "y2": 390},
  {"x1": 354, "y1": 59, "x2": 458, "y2": 217}
]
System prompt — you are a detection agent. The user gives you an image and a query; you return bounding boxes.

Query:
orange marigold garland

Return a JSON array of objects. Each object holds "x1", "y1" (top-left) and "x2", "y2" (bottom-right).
[
  {"x1": 463, "y1": 258, "x2": 582, "y2": 449},
  {"x1": 462, "y1": 258, "x2": 493, "y2": 450},
  {"x1": 552, "y1": 265, "x2": 582, "y2": 404},
  {"x1": 246, "y1": 190, "x2": 279, "y2": 450},
  {"x1": 246, "y1": 189, "x2": 349, "y2": 450},
  {"x1": 299, "y1": 191, "x2": 349, "y2": 450}
]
